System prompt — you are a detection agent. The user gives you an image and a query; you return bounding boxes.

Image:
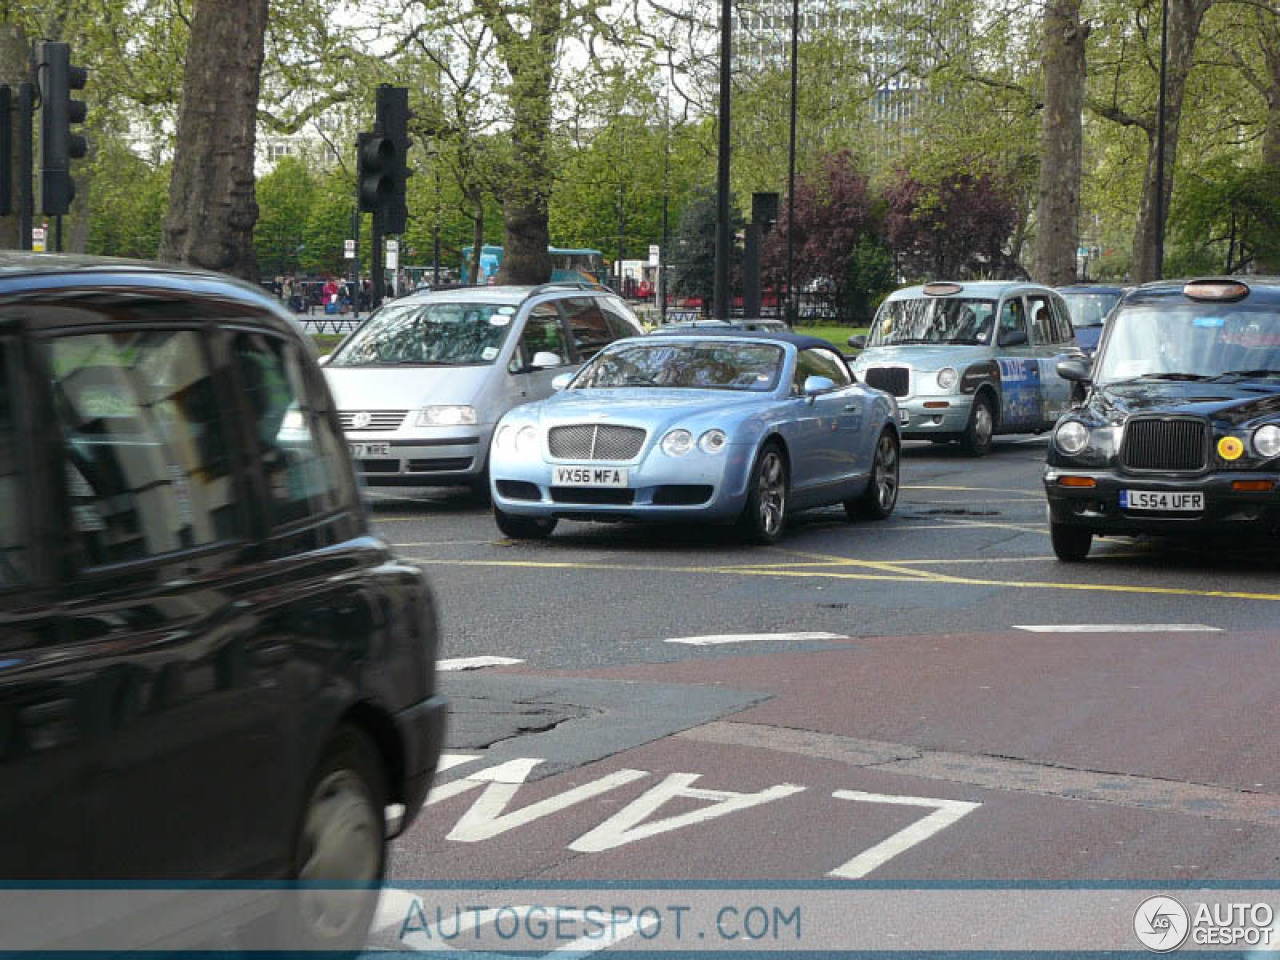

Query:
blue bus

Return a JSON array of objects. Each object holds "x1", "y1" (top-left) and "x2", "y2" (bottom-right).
[{"x1": 461, "y1": 245, "x2": 606, "y2": 285}]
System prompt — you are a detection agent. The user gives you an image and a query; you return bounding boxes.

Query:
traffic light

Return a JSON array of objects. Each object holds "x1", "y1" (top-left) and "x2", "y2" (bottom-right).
[
  {"x1": 376, "y1": 85, "x2": 412, "y2": 234},
  {"x1": 37, "y1": 41, "x2": 87, "y2": 216},
  {"x1": 357, "y1": 131, "x2": 394, "y2": 213}
]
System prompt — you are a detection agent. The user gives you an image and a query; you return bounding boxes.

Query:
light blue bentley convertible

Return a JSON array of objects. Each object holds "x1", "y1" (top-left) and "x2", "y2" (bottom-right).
[{"x1": 488, "y1": 331, "x2": 901, "y2": 542}]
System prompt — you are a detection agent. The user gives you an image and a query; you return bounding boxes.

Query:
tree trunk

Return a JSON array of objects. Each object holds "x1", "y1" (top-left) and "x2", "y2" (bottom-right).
[
  {"x1": 1131, "y1": 0, "x2": 1211, "y2": 283},
  {"x1": 489, "y1": 0, "x2": 557, "y2": 285},
  {"x1": 470, "y1": 202, "x2": 483, "y2": 284},
  {"x1": 0, "y1": 24, "x2": 28, "y2": 250},
  {"x1": 1032, "y1": 0, "x2": 1087, "y2": 285},
  {"x1": 1257, "y1": 14, "x2": 1280, "y2": 271},
  {"x1": 158, "y1": 0, "x2": 269, "y2": 281}
]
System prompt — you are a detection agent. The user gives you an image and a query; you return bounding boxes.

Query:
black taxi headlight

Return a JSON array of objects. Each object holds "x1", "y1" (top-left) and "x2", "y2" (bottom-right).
[
  {"x1": 1055, "y1": 420, "x2": 1090, "y2": 455},
  {"x1": 1255, "y1": 424, "x2": 1280, "y2": 458}
]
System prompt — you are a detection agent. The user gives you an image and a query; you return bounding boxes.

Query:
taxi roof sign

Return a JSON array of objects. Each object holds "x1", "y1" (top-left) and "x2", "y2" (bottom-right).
[
  {"x1": 1183, "y1": 279, "x2": 1249, "y2": 302},
  {"x1": 923, "y1": 282, "x2": 963, "y2": 296}
]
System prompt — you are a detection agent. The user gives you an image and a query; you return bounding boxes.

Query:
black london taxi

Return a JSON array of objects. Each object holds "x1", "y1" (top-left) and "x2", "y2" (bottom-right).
[
  {"x1": 0, "y1": 255, "x2": 445, "y2": 949},
  {"x1": 1045, "y1": 277, "x2": 1280, "y2": 561}
]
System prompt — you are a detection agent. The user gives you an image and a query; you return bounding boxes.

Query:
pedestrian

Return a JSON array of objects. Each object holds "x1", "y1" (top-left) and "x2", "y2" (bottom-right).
[
  {"x1": 281, "y1": 276, "x2": 294, "y2": 310},
  {"x1": 322, "y1": 276, "x2": 340, "y2": 315}
]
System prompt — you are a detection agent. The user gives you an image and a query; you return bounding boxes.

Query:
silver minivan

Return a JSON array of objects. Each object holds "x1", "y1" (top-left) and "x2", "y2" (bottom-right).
[
  {"x1": 322, "y1": 283, "x2": 644, "y2": 489},
  {"x1": 849, "y1": 281, "x2": 1082, "y2": 455}
]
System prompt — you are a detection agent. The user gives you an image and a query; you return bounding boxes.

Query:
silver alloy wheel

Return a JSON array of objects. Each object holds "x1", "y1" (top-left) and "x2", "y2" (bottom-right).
[
  {"x1": 973, "y1": 400, "x2": 994, "y2": 446},
  {"x1": 875, "y1": 435, "x2": 899, "y2": 511},
  {"x1": 297, "y1": 769, "x2": 382, "y2": 941},
  {"x1": 758, "y1": 450, "x2": 786, "y2": 535}
]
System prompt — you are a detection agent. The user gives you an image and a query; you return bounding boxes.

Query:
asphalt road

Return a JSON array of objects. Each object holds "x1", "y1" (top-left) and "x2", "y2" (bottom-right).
[{"x1": 362, "y1": 435, "x2": 1280, "y2": 952}]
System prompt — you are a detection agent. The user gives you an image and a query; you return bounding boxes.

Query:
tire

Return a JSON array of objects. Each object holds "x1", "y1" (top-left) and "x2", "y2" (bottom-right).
[
  {"x1": 846, "y1": 430, "x2": 899, "y2": 521},
  {"x1": 1051, "y1": 522, "x2": 1092, "y2": 562},
  {"x1": 959, "y1": 393, "x2": 995, "y2": 456},
  {"x1": 270, "y1": 726, "x2": 388, "y2": 953},
  {"x1": 738, "y1": 442, "x2": 789, "y2": 544},
  {"x1": 494, "y1": 505, "x2": 557, "y2": 540},
  {"x1": 468, "y1": 463, "x2": 491, "y2": 503}
]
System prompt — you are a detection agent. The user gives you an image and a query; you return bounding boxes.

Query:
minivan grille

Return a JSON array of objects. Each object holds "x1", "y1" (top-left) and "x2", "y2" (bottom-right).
[
  {"x1": 864, "y1": 367, "x2": 910, "y2": 397},
  {"x1": 1120, "y1": 417, "x2": 1207, "y2": 472},
  {"x1": 548, "y1": 424, "x2": 646, "y2": 460},
  {"x1": 339, "y1": 410, "x2": 407, "y2": 431}
]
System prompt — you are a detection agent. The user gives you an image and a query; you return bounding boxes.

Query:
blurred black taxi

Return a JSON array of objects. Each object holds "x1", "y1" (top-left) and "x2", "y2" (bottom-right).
[
  {"x1": 0, "y1": 255, "x2": 445, "y2": 948},
  {"x1": 1046, "y1": 277, "x2": 1280, "y2": 561}
]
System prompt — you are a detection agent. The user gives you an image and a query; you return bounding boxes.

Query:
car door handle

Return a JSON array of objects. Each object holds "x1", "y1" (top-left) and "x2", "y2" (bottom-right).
[{"x1": 843, "y1": 404, "x2": 859, "y2": 411}]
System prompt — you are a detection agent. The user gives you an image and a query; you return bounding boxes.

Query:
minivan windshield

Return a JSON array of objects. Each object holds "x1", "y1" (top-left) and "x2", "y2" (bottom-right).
[
  {"x1": 330, "y1": 301, "x2": 517, "y2": 366},
  {"x1": 1095, "y1": 303, "x2": 1280, "y2": 385},
  {"x1": 869, "y1": 297, "x2": 997, "y2": 346},
  {"x1": 1061, "y1": 291, "x2": 1122, "y2": 329}
]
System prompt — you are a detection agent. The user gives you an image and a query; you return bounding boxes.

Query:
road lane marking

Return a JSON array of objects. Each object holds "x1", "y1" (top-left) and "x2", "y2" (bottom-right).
[
  {"x1": 903, "y1": 484, "x2": 1046, "y2": 495},
  {"x1": 438, "y1": 752, "x2": 482, "y2": 772},
  {"x1": 569, "y1": 773, "x2": 806, "y2": 852},
  {"x1": 406, "y1": 558, "x2": 1280, "y2": 603},
  {"x1": 665, "y1": 631, "x2": 848, "y2": 646},
  {"x1": 681, "y1": 721, "x2": 1280, "y2": 828},
  {"x1": 828, "y1": 791, "x2": 981, "y2": 879},
  {"x1": 1013, "y1": 623, "x2": 1222, "y2": 633},
  {"x1": 438, "y1": 656, "x2": 525, "y2": 671}
]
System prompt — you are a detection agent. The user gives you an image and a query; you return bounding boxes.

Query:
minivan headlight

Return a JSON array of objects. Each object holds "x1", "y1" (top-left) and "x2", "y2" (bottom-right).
[
  {"x1": 1055, "y1": 420, "x2": 1089, "y2": 455},
  {"x1": 417, "y1": 405, "x2": 477, "y2": 426},
  {"x1": 1254, "y1": 424, "x2": 1280, "y2": 458}
]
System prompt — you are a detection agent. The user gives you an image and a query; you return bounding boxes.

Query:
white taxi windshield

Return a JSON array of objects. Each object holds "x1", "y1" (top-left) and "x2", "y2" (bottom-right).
[{"x1": 869, "y1": 297, "x2": 997, "y2": 346}]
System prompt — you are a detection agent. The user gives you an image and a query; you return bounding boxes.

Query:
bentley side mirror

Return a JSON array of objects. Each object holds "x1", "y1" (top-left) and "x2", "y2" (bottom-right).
[
  {"x1": 848, "y1": 334, "x2": 867, "y2": 350},
  {"x1": 803, "y1": 375, "x2": 836, "y2": 398}
]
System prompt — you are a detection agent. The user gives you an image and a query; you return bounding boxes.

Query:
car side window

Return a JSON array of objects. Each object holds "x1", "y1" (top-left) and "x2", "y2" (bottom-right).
[
  {"x1": 48, "y1": 330, "x2": 241, "y2": 567},
  {"x1": 1027, "y1": 295, "x2": 1054, "y2": 345},
  {"x1": 510, "y1": 304, "x2": 570, "y2": 372},
  {"x1": 233, "y1": 332, "x2": 350, "y2": 528},
  {"x1": 0, "y1": 340, "x2": 26, "y2": 585},
  {"x1": 561, "y1": 297, "x2": 615, "y2": 361},
  {"x1": 999, "y1": 297, "x2": 1027, "y2": 343},
  {"x1": 601, "y1": 301, "x2": 643, "y2": 340},
  {"x1": 792, "y1": 348, "x2": 851, "y2": 392},
  {"x1": 1050, "y1": 297, "x2": 1075, "y2": 344}
]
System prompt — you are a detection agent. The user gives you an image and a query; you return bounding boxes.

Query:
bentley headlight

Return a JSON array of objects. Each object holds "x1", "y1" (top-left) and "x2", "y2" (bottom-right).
[
  {"x1": 1055, "y1": 420, "x2": 1090, "y2": 455},
  {"x1": 698, "y1": 429, "x2": 728, "y2": 454},
  {"x1": 1254, "y1": 424, "x2": 1280, "y2": 458},
  {"x1": 417, "y1": 405, "x2": 477, "y2": 427},
  {"x1": 661, "y1": 429, "x2": 694, "y2": 456},
  {"x1": 515, "y1": 426, "x2": 539, "y2": 455},
  {"x1": 494, "y1": 425, "x2": 514, "y2": 453},
  {"x1": 936, "y1": 367, "x2": 959, "y2": 390}
]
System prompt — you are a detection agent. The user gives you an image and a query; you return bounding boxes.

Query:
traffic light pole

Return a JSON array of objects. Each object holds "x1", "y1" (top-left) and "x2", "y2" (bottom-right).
[
  {"x1": 17, "y1": 82, "x2": 31, "y2": 250},
  {"x1": 370, "y1": 210, "x2": 384, "y2": 310}
]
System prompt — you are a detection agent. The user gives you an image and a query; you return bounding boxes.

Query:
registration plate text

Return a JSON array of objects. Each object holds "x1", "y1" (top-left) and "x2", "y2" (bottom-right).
[
  {"x1": 553, "y1": 466, "x2": 629, "y2": 487},
  {"x1": 349, "y1": 442, "x2": 390, "y2": 458},
  {"x1": 1120, "y1": 490, "x2": 1204, "y2": 512}
]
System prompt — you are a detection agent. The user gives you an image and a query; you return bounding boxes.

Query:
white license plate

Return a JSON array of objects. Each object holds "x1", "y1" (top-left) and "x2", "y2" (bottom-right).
[
  {"x1": 553, "y1": 465, "x2": 630, "y2": 487},
  {"x1": 1120, "y1": 490, "x2": 1204, "y2": 512},
  {"x1": 349, "y1": 442, "x2": 390, "y2": 458}
]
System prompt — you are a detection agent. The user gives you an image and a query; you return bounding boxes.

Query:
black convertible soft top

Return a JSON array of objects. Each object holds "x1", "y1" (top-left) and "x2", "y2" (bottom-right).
[{"x1": 645, "y1": 327, "x2": 839, "y2": 352}]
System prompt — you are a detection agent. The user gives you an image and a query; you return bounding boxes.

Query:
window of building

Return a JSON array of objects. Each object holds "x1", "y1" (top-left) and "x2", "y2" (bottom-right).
[
  {"x1": 48, "y1": 330, "x2": 241, "y2": 567},
  {"x1": 233, "y1": 333, "x2": 349, "y2": 528}
]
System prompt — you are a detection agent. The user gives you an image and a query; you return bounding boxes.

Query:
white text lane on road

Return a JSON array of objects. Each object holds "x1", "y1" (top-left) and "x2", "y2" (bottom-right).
[
  {"x1": 665, "y1": 631, "x2": 847, "y2": 646},
  {"x1": 1013, "y1": 624, "x2": 1221, "y2": 633},
  {"x1": 828, "y1": 791, "x2": 982, "y2": 879},
  {"x1": 438, "y1": 656, "x2": 526, "y2": 671}
]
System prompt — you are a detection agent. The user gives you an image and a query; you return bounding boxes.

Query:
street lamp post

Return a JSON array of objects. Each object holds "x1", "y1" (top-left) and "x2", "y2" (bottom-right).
[
  {"x1": 785, "y1": 0, "x2": 800, "y2": 328},
  {"x1": 713, "y1": 0, "x2": 732, "y2": 320},
  {"x1": 1153, "y1": 0, "x2": 1169, "y2": 281}
]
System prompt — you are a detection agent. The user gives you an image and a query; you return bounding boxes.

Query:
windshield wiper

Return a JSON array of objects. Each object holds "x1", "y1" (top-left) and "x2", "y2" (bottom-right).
[
  {"x1": 1135, "y1": 372, "x2": 1213, "y2": 381},
  {"x1": 888, "y1": 338, "x2": 938, "y2": 345},
  {"x1": 1210, "y1": 369, "x2": 1280, "y2": 380}
]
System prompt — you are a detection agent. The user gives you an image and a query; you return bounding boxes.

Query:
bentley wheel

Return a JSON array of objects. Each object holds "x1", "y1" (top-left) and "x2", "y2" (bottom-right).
[
  {"x1": 846, "y1": 430, "x2": 899, "y2": 521},
  {"x1": 739, "y1": 443, "x2": 788, "y2": 545},
  {"x1": 494, "y1": 505, "x2": 557, "y2": 540}
]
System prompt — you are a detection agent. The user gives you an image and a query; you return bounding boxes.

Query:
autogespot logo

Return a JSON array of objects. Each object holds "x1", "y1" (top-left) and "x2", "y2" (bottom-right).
[{"x1": 1134, "y1": 895, "x2": 1190, "y2": 952}]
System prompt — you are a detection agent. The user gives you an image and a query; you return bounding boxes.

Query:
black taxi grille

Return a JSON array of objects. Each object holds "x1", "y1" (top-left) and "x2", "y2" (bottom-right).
[
  {"x1": 1120, "y1": 417, "x2": 1207, "y2": 472},
  {"x1": 863, "y1": 366, "x2": 910, "y2": 397}
]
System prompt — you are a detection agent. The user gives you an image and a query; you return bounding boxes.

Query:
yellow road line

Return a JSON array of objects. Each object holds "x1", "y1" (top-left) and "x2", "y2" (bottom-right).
[
  {"x1": 903, "y1": 484, "x2": 1044, "y2": 495},
  {"x1": 404, "y1": 556, "x2": 1280, "y2": 603}
]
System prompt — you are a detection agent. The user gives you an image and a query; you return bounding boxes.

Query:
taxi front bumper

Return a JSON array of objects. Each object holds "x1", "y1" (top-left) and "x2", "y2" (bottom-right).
[
  {"x1": 899, "y1": 394, "x2": 973, "y2": 438},
  {"x1": 1044, "y1": 468, "x2": 1280, "y2": 536}
]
